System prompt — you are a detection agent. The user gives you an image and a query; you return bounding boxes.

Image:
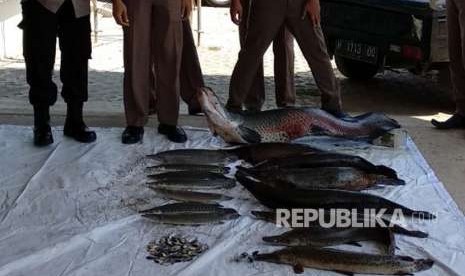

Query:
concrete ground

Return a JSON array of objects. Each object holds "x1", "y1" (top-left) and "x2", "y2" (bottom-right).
[{"x1": 0, "y1": 7, "x2": 464, "y2": 212}]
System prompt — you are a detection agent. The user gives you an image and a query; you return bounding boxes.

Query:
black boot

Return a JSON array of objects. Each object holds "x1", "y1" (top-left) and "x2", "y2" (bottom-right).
[
  {"x1": 431, "y1": 114, "x2": 465, "y2": 129},
  {"x1": 122, "y1": 126, "x2": 144, "y2": 144},
  {"x1": 64, "y1": 102, "x2": 97, "y2": 143},
  {"x1": 33, "y1": 105, "x2": 54, "y2": 147},
  {"x1": 158, "y1": 124, "x2": 187, "y2": 143}
]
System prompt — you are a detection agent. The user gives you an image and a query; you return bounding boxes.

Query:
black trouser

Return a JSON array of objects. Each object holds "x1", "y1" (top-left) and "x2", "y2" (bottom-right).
[{"x1": 20, "y1": 0, "x2": 91, "y2": 106}]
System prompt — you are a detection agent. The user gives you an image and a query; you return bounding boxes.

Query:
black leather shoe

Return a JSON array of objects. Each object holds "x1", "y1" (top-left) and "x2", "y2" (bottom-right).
[
  {"x1": 158, "y1": 124, "x2": 187, "y2": 143},
  {"x1": 122, "y1": 126, "x2": 144, "y2": 144},
  {"x1": 431, "y1": 114, "x2": 465, "y2": 129},
  {"x1": 34, "y1": 125, "x2": 54, "y2": 147},
  {"x1": 64, "y1": 122, "x2": 97, "y2": 143}
]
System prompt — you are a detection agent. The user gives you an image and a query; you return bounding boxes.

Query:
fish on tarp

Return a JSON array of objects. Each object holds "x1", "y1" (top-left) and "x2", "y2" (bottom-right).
[
  {"x1": 237, "y1": 166, "x2": 404, "y2": 191},
  {"x1": 236, "y1": 172, "x2": 435, "y2": 219},
  {"x1": 262, "y1": 227, "x2": 396, "y2": 255},
  {"x1": 140, "y1": 202, "x2": 230, "y2": 215},
  {"x1": 146, "y1": 164, "x2": 230, "y2": 174},
  {"x1": 250, "y1": 246, "x2": 434, "y2": 275},
  {"x1": 252, "y1": 152, "x2": 398, "y2": 179},
  {"x1": 251, "y1": 210, "x2": 429, "y2": 239},
  {"x1": 147, "y1": 143, "x2": 321, "y2": 165},
  {"x1": 197, "y1": 87, "x2": 401, "y2": 144},
  {"x1": 147, "y1": 171, "x2": 231, "y2": 182},
  {"x1": 142, "y1": 209, "x2": 240, "y2": 225},
  {"x1": 149, "y1": 187, "x2": 233, "y2": 204},
  {"x1": 147, "y1": 178, "x2": 236, "y2": 190}
]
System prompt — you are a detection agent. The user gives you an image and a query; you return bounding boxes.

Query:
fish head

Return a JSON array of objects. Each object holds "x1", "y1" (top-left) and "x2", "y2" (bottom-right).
[{"x1": 197, "y1": 87, "x2": 248, "y2": 143}]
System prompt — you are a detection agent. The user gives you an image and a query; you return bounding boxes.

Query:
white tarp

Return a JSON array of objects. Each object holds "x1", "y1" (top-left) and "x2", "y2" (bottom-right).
[{"x1": 0, "y1": 125, "x2": 464, "y2": 276}]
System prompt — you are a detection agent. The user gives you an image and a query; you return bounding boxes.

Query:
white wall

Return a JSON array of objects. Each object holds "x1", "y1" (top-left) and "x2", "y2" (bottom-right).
[{"x1": 0, "y1": 0, "x2": 22, "y2": 59}]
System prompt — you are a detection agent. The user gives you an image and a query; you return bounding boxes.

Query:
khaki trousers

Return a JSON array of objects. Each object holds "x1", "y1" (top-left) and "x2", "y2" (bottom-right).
[
  {"x1": 180, "y1": 20, "x2": 204, "y2": 111},
  {"x1": 228, "y1": 0, "x2": 341, "y2": 113},
  {"x1": 240, "y1": 0, "x2": 296, "y2": 110},
  {"x1": 448, "y1": 0, "x2": 465, "y2": 115},
  {"x1": 123, "y1": 0, "x2": 182, "y2": 127}
]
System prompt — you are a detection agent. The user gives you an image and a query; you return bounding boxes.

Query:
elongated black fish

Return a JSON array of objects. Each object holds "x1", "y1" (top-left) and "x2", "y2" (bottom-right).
[
  {"x1": 253, "y1": 152, "x2": 398, "y2": 179},
  {"x1": 251, "y1": 210, "x2": 429, "y2": 239},
  {"x1": 236, "y1": 172, "x2": 435, "y2": 219},
  {"x1": 237, "y1": 166, "x2": 404, "y2": 191},
  {"x1": 198, "y1": 87, "x2": 400, "y2": 143},
  {"x1": 262, "y1": 227, "x2": 396, "y2": 255}
]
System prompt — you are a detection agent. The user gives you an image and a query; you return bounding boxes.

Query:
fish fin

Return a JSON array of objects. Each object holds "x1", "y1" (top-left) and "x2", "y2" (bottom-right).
[
  {"x1": 346, "y1": 241, "x2": 362, "y2": 247},
  {"x1": 236, "y1": 166, "x2": 255, "y2": 176},
  {"x1": 387, "y1": 229, "x2": 396, "y2": 255},
  {"x1": 310, "y1": 125, "x2": 329, "y2": 135},
  {"x1": 333, "y1": 270, "x2": 354, "y2": 276},
  {"x1": 375, "y1": 165, "x2": 399, "y2": 179},
  {"x1": 238, "y1": 126, "x2": 261, "y2": 143},
  {"x1": 376, "y1": 178, "x2": 406, "y2": 186},
  {"x1": 293, "y1": 264, "x2": 305, "y2": 274},
  {"x1": 398, "y1": 256, "x2": 415, "y2": 262}
]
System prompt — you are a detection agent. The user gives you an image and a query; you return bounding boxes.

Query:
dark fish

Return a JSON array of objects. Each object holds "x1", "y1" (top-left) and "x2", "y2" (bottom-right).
[
  {"x1": 146, "y1": 164, "x2": 230, "y2": 174},
  {"x1": 252, "y1": 152, "x2": 398, "y2": 179},
  {"x1": 149, "y1": 187, "x2": 233, "y2": 204},
  {"x1": 252, "y1": 246, "x2": 434, "y2": 275},
  {"x1": 237, "y1": 166, "x2": 404, "y2": 191},
  {"x1": 262, "y1": 227, "x2": 396, "y2": 255},
  {"x1": 198, "y1": 87, "x2": 400, "y2": 143},
  {"x1": 251, "y1": 210, "x2": 429, "y2": 239},
  {"x1": 147, "y1": 143, "x2": 321, "y2": 166},
  {"x1": 236, "y1": 172, "x2": 435, "y2": 219}
]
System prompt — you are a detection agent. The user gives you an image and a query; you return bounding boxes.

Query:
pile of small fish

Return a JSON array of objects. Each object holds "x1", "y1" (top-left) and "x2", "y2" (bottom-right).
[{"x1": 146, "y1": 235, "x2": 208, "y2": 265}]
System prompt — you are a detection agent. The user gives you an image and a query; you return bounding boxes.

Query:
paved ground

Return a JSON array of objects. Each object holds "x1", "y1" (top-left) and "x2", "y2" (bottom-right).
[{"x1": 1, "y1": 7, "x2": 464, "y2": 212}]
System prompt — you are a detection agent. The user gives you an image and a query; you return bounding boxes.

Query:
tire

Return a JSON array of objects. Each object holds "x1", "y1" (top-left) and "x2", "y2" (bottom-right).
[
  {"x1": 335, "y1": 55, "x2": 380, "y2": 80},
  {"x1": 203, "y1": 0, "x2": 231, "y2": 7}
]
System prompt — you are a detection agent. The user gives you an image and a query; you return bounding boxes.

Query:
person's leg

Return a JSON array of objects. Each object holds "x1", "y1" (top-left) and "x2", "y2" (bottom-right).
[
  {"x1": 241, "y1": 0, "x2": 266, "y2": 112},
  {"x1": 452, "y1": 0, "x2": 465, "y2": 115},
  {"x1": 152, "y1": 0, "x2": 186, "y2": 143},
  {"x1": 180, "y1": 19, "x2": 204, "y2": 114},
  {"x1": 285, "y1": 0, "x2": 342, "y2": 114},
  {"x1": 432, "y1": 0, "x2": 465, "y2": 128},
  {"x1": 273, "y1": 26, "x2": 296, "y2": 107},
  {"x1": 21, "y1": 0, "x2": 58, "y2": 146},
  {"x1": 58, "y1": 0, "x2": 96, "y2": 143},
  {"x1": 227, "y1": 0, "x2": 287, "y2": 112},
  {"x1": 123, "y1": 0, "x2": 154, "y2": 128}
]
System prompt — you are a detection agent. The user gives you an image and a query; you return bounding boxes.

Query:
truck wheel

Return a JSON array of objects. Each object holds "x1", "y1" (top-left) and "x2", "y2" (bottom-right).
[
  {"x1": 335, "y1": 55, "x2": 379, "y2": 80},
  {"x1": 203, "y1": 0, "x2": 230, "y2": 7}
]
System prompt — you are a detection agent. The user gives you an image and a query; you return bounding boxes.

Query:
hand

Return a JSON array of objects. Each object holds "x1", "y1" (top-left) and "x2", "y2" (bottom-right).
[
  {"x1": 182, "y1": 0, "x2": 193, "y2": 19},
  {"x1": 230, "y1": 0, "x2": 243, "y2": 25},
  {"x1": 305, "y1": 0, "x2": 321, "y2": 26},
  {"x1": 112, "y1": 0, "x2": 129, "y2": 27}
]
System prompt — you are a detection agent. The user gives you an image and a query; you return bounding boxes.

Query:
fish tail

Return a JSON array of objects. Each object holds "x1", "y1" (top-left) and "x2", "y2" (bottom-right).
[
  {"x1": 359, "y1": 112, "x2": 401, "y2": 130},
  {"x1": 376, "y1": 178, "x2": 406, "y2": 186},
  {"x1": 414, "y1": 259, "x2": 435, "y2": 272},
  {"x1": 235, "y1": 170, "x2": 260, "y2": 188},
  {"x1": 375, "y1": 165, "x2": 399, "y2": 179},
  {"x1": 236, "y1": 166, "x2": 256, "y2": 177},
  {"x1": 391, "y1": 224, "x2": 429, "y2": 238}
]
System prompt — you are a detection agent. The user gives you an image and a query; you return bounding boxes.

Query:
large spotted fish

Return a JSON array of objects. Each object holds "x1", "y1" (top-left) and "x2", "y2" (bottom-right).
[{"x1": 197, "y1": 87, "x2": 401, "y2": 144}]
